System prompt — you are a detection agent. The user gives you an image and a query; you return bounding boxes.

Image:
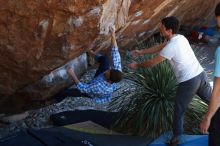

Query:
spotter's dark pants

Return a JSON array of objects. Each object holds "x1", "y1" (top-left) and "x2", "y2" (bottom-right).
[
  {"x1": 173, "y1": 71, "x2": 212, "y2": 137},
  {"x1": 209, "y1": 108, "x2": 220, "y2": 146}
]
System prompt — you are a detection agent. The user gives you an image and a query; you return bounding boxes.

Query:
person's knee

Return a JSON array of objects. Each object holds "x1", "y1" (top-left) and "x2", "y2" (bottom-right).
[
  {"x1": 197, "y1": 83, "x2": 212, "y2": 103},
  {"x1": 174, "y1": 100, "x2": 189, "y2": 114}
]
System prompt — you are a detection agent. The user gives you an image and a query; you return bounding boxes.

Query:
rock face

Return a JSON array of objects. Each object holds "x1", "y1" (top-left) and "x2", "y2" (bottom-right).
[{"x1": 0, "y1": 0, "x2": 218, "y2": 114}]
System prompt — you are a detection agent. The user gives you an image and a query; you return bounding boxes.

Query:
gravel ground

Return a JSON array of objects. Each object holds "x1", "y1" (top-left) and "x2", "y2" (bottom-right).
[{"x1": 192, "y1": 43, "x2": 218, "y2": 80}]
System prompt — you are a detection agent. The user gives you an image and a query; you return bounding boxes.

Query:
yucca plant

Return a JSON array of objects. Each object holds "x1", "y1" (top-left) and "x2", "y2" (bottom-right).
[
  {"x1": 109, "y1": 35, "x2": 208, "y2": 138},
  {"x1": 110, "y1": 57, "x2": 177, "y2": 138}
]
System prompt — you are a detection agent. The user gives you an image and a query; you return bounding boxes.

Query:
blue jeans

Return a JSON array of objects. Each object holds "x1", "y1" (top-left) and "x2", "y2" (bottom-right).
[
  {"x1": 94, "y1": 54, "x2": 110, "y2": 77},
  {"x1": 173, "y1": 71, "x2": 212, "y2": 137}
]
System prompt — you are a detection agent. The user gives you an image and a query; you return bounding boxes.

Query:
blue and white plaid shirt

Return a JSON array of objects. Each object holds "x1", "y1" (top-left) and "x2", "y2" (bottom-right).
[{"x1": 76, "y1": 47, "x2": 122, "y2": 103}]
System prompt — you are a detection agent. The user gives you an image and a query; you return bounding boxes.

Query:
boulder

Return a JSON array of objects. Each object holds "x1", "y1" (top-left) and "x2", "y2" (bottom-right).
[{"x1": 0, "y1": 0, "x2": 218, "y2": 114}]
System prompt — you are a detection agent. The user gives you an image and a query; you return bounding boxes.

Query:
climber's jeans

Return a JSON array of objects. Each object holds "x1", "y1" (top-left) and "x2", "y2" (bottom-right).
[
  {"x1": 173, "y1": 71, "x2": 211, "y2": 137},
  {"x1": 94, "y1": 54, "x2": 110, "y2": 77},
  {"x1": 53, "y1": 88, "x2": 90, "y2": 102}
]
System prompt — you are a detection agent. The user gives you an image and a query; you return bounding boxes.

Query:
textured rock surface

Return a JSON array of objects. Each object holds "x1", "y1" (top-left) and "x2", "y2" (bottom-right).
[
  {"x1": 0, "y1": 54, "x2": 87, "y2": 114},
  {"x1": 0, "y1": 0, "x2": 219, "y2": 113}
]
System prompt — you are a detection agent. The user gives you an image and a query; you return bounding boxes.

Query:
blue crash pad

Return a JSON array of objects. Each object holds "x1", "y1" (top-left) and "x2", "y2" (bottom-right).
[{"x1": 149, "y1": 132, "x2": 208, "y2": 146}]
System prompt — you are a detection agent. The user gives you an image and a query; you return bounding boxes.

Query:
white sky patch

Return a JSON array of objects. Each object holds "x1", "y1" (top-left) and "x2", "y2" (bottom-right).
[{"x1": 135, "y1": 11, "x2": 143, "y2": 17}]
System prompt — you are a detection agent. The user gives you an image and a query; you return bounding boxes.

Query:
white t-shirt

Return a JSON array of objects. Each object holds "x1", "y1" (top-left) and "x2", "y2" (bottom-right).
[{"x1": 159, "y1": 34, "x2": 203, "y2": 83}]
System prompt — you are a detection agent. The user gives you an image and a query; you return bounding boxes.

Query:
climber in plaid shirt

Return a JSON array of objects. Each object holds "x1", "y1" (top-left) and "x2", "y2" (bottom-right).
[{"x1": 55, "y1": 25, "x2": 122, "y2": 104}]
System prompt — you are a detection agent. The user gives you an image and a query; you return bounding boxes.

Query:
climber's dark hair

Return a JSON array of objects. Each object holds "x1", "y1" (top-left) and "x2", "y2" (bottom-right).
[{"x1": 109, "y1": 69, "x2": 122, "y2": 83}]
